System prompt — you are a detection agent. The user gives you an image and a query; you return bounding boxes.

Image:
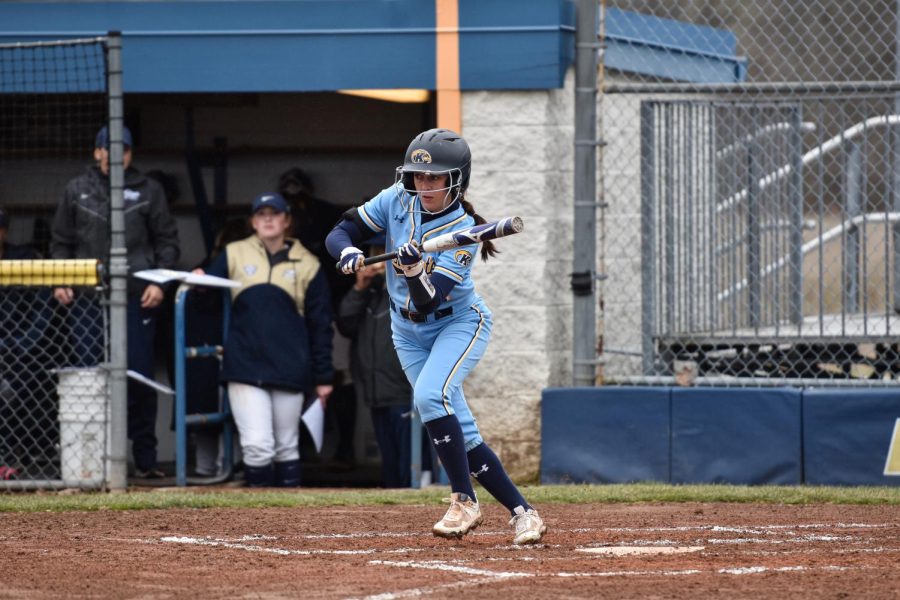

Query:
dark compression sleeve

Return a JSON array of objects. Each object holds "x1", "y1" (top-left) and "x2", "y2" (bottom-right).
[
  {"x1": 407, "y1": 271, "x2": 457, "y2": 314},
  {"x1": 325, "y1": 207, "x2": 376, "y2": 260}
]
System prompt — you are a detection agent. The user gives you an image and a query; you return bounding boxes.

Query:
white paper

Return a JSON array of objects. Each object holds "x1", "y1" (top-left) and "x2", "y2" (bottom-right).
[
  {"x1": 301, "y1": 397, "x2": 326, "y2": 454},
  {"x1": 126, "y1": 369, "x2": 175, "y2": 395},
  {"x1": 133, "y1": 268, "x2": 241, "y2": 289}
]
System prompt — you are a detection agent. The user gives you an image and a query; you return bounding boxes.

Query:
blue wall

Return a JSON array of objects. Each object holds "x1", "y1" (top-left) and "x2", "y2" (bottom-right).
[
  {"x1": 0, "y1": 0, "x2": 575, "y2": 92},
  {"x1": 542, "y1": 387, "x2": 900, "y2": 486}
]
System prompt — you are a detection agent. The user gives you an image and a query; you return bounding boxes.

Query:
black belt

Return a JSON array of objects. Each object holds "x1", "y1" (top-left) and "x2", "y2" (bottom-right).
[{"x1": 390, "y1": 299, "x2": 453, "y2": 323}]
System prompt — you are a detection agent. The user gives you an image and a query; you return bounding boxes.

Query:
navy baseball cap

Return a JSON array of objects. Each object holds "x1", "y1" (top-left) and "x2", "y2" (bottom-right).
[
  {"x1": 251, "y1": 193, "x2": 290, "y2": 215},
  {"x1": 95, "y1": 126, "x2": 133, "y2": 148},
  {"x1": 0, "y1": 207, "x2": 8, "y2": 228}
]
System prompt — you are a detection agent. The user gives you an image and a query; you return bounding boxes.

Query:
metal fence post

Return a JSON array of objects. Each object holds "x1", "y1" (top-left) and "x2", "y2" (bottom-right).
[
  {"x1": 105, "y1": 31, "x2": 128, "y2": 491},
  {"x1": 789, "y1": 106, "x2": 804, "y2": 325},
  {"x1": 572, "y1": 0, "x2": 599, "y2": 386},
  {"x1": 844, "y1": 142, "x2": 862, "y2": 314},
  {"x1": 747, "y1": 113, "x2": 761, "y2": 329},
  {"x1": 640, "y1": 101, "x2": 657, "y2": 375}
]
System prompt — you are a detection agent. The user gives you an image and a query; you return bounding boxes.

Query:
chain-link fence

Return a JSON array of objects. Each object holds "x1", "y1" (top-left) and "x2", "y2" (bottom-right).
[
  {"x1": 0, "y1": 38, "x2": 114, "y2": 489},
  {"x1": 598, "y1": 1, "x2": 900, "y2": 387}
]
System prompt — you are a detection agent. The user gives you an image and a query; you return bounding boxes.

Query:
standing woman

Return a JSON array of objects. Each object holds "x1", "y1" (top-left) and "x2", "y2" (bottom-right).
[
  {"x1": 197, "y1": 193, "x2": 334, "y2": 487},
  {"x1": 325, "y1": 129, "x2": 546, "y2": 544}
]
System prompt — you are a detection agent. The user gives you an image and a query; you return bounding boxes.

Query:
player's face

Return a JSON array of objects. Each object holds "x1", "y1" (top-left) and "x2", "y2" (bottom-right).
[
  {"x1": 93, "y1": 146, "x2": 133, "y2": 176},
  {"x1": 251, "y1": 207, "x2": 291, "y2": 242},
  {"x1": 414, "y1": 173, "x2": 452, "y2": 212}
]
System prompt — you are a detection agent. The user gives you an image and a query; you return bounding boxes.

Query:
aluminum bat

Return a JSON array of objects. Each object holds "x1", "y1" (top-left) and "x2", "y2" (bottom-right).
[{"x1": 338, "y1": 216, "x2": 525, "y2": 270}]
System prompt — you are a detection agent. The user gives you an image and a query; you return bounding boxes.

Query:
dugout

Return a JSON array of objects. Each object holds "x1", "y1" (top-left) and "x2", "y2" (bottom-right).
[{"x1": 0, "y1": 0, "x2": 578, "y2": 483}]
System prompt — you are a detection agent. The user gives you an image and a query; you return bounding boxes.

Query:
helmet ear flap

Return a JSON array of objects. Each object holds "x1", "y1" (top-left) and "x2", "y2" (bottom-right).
[{"x1": 401, "y1": 172, "x2": 416, "y2": 193}]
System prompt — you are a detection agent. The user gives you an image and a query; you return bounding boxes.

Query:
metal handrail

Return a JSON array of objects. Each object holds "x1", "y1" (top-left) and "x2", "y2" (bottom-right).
[
  {"x1": 716, "y1": 114, "x2": 900, "y2": 214},
  {"x1": 718, "y1": 212, "x2": 900, "y2": 302}
]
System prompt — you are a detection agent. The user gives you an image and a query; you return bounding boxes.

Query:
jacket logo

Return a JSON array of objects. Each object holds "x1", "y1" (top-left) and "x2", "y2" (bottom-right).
[
  {"x1": 410, "y1": 149, "x2": 432, "y2": 164},
  {"x1": 433, "y1": 435, "x2": 452, "y2": 445},
  {"x1": 79, "y1": 193, "x2": 90, "y2": 200},
  {"x1": 283, "y1": 268, "x2": 296, "y2": 281},
  {"x1": 454, "y1": 250, "x2": 472, "y2": 267},
  {"x1": 243, "y1": 264, "x2": 257, "y2": 276},
  {"x1": 124, "y1": 189, "x2": 141, "y2": 202}
]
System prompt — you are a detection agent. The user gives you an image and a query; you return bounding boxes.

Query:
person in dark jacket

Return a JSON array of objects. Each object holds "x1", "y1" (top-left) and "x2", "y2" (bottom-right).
[
  {"x1": 196, "y1": 192, "x2": 334, "y2": 487},
  {"x1": 336, "y1": 245, "x2": 414, "y2": 488},
  {"x1": 0, "y1": 206, "x2": 53, "y2": 479},
  {"x1": 50, "y1": 126, "x2": 180, "y2": 479}
]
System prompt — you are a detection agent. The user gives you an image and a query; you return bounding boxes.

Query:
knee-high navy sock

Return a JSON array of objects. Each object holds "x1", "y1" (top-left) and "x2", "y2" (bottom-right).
[
  {"x1": 467, "y1": 442, "x2": 531, "y2": 515},
  {"x1": 424, "y1": 414, "x2": 476, "y2": 501}
]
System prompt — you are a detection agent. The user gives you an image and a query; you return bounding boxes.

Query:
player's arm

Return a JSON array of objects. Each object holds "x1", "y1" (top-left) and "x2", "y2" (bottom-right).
[
  {"x1": 396, "y1": 242, "x2": 458, "y2": 314},
  {"x1": 326, "y1": 207, "x2": 381, "y2": 274}
]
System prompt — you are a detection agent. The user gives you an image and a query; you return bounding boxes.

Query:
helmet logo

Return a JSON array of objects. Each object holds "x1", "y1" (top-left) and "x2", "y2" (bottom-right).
[{"x1": 410, "y1": 149, "x2": 432, "y2": 164}]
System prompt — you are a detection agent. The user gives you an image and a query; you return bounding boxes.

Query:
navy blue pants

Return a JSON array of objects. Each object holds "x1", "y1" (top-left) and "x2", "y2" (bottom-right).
[
  {"x1": 69, "y1": 295, "x2": 160, "y2": 471},
  {"x1": 371, "y1": 406, "x2": 410, "y2": 488}
]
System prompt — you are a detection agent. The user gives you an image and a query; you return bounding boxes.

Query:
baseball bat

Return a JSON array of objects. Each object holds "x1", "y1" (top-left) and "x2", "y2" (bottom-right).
[{"x1": 337, "y1": 216, "x2": 525, "y2": 270}]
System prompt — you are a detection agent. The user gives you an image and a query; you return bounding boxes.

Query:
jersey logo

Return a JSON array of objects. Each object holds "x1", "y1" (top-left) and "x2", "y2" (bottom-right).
[
  {"x1": 454, "y1": 250, "x2": 473, "y2": 267},
  {"x1": 243, "y1": 264, "x2": 257, "y2": 276},
  {"x1": 410, "y1": 149, "x2": 432, "y2": 164}
]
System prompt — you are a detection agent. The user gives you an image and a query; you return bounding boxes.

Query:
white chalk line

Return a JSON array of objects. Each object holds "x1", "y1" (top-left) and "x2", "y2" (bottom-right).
[
  {"x1": 346, "y1": 576, "x2": 506, "y2": 600},
  {"x1": 159, "y1": 535, "x2": 423, "y2": 556},
  {"x1": 307, "y1": 522, "x2": 897, "y2": 541},
  {"x1": 366, "y1": 559, "x2": 860, "y2": 583}
]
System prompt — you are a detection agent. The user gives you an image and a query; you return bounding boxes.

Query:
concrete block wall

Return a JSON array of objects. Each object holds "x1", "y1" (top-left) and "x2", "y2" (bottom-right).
[{"x1": 460, "y1": 69, "x2": 574, "y2": 480}]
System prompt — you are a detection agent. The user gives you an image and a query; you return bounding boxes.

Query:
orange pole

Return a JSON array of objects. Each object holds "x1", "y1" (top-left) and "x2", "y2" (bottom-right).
[{"x1": 435, "y1": 0, "x2": 461, "y2": 133}]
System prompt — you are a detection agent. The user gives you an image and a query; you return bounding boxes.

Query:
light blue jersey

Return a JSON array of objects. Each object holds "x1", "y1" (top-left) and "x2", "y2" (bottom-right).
[
  {"x1": 358, "y1": 183, "x2": 481, "y2": 315},
  {"x1": 357, "y1": 183, "x2": 491, "y2": 448}
]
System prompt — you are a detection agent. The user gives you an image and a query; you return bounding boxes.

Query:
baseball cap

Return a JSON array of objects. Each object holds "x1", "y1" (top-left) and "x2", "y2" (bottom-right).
[
  {"x1": 251, "y1": 193, "x2": 290, "y2": 215},
  {"x1": 95, "y1": 126, "x2": 133, "y2": 149},
  {"x1": 0, "y1": 207, "x2": 8, "y2": 229}
]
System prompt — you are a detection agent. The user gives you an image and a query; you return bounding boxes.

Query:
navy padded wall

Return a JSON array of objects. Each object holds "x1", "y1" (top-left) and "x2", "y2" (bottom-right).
[
  {"x1": 541, "y1": 387, "x2": 670, "y2": 484},
  {"x1": 671, "y1": 388, "x2": 802, "y2": 484},
  {"x1": 803, "y1": 389, "x2": 900, "y2": 486}
]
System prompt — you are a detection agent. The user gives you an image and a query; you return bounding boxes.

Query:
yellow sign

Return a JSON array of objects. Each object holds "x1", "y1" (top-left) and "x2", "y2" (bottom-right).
[
  {"x1": 0, "y1": 259, "x2": 101, "y2": 286},
  {"x1": 884, "y1": 418, "x2": 900, "y2": 476}
]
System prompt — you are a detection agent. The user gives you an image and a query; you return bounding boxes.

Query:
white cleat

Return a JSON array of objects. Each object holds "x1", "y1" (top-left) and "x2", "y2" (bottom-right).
[
  {"x1": 432, "y1": 492, "x2": 483, "y2": 539},
  {"x1": 509, "y1": 506, "x2": 547, "y2": 545}
]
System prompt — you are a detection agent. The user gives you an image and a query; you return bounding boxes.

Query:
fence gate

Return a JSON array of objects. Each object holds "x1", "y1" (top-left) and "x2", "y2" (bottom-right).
[{"x1": 636, "y1": 95, "x2": 900, "y2": 386}]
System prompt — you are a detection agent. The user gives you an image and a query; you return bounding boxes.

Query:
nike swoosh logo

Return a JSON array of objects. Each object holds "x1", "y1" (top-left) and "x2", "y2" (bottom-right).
[{"x1": 142, "y1": 318, "x2": 152, "y2": 326}]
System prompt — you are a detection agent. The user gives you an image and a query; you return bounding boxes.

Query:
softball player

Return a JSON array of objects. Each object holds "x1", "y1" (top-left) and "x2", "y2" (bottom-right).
[{"x1": 326, "y1": 129, "x2": 546, "y2": 544}]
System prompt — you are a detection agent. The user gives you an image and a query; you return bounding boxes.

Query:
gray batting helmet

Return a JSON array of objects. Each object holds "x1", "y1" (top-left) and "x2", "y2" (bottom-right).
[{"x1": 398, "y1": 129, "x2": 472, "y2": 197}]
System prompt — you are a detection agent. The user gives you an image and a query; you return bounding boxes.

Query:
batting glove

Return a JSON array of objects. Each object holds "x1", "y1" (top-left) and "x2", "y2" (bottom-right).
[
  {"x1": 396, "y1": 241, "x2": 423, "y2": 277},
  {"x1": 339, "y1": 246, "x2": 365, "y2": 275}
]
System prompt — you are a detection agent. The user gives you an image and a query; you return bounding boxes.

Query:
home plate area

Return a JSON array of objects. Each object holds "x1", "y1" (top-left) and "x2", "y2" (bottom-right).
[{"x1": 3, "y1": 502, "x2": 899, "y2": 598}]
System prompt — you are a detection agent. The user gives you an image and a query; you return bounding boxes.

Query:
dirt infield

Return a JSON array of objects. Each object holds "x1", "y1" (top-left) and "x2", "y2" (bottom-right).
[{"x1": 2, "y1": 500, "x2": 899, "y2": 599}]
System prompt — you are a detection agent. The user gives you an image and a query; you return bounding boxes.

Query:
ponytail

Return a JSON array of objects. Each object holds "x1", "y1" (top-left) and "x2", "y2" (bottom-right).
[{"x1": 460, "y1": 197, "x2": 499, "y2": 262}]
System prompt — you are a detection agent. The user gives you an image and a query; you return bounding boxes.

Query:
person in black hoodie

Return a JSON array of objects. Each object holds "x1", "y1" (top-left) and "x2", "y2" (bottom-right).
[
  {"x1": 335, "y1": 241, "x2": 414, "y2": 488},
  {"x1": 195, "y1": 193, "x2": 334, "y2": 487},
  {"x1": 50, "y1": 126, "x2": 180, "y2": 480}
]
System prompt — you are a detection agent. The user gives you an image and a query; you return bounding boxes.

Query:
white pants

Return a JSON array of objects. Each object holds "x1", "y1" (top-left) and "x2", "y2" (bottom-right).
[{"x1": 228, "y1": 382, "x2": 304, "y2": 467}]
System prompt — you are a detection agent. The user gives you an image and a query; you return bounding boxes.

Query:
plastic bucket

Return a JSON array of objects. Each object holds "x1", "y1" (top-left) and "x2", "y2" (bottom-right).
[{"x1": 56, "y1": 367, "x2": 108, "y2": 487}]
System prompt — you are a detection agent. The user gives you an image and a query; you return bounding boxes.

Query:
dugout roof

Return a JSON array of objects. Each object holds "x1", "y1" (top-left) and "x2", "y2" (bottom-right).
[{"x1": 0, "y1": 0, "x2": 744, "y2": 93}]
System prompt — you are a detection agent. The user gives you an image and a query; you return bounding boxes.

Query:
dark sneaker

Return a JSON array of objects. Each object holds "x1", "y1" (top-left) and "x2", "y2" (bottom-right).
[{"x1": 133, "y1": 468, "x2": 166, "y2": 479}]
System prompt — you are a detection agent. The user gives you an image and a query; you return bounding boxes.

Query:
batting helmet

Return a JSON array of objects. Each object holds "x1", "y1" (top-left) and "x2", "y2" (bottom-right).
[{"x1": 398, "y1": 129, "x2": 471, "y2": 198}]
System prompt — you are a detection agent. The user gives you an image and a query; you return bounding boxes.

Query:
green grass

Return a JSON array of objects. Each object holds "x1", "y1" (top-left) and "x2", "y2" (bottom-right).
[{"x1": 1, "y1": 482, "x2": 898, "y2": 513}]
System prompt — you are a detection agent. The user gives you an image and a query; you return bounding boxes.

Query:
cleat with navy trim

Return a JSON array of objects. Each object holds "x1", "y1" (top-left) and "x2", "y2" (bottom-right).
[
  {"x1": 432, "y1": 492, "x2": 483, "y2": 539},
  {"x1": 509, "y1": 506, "x2": 547, "y2": 545}
]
